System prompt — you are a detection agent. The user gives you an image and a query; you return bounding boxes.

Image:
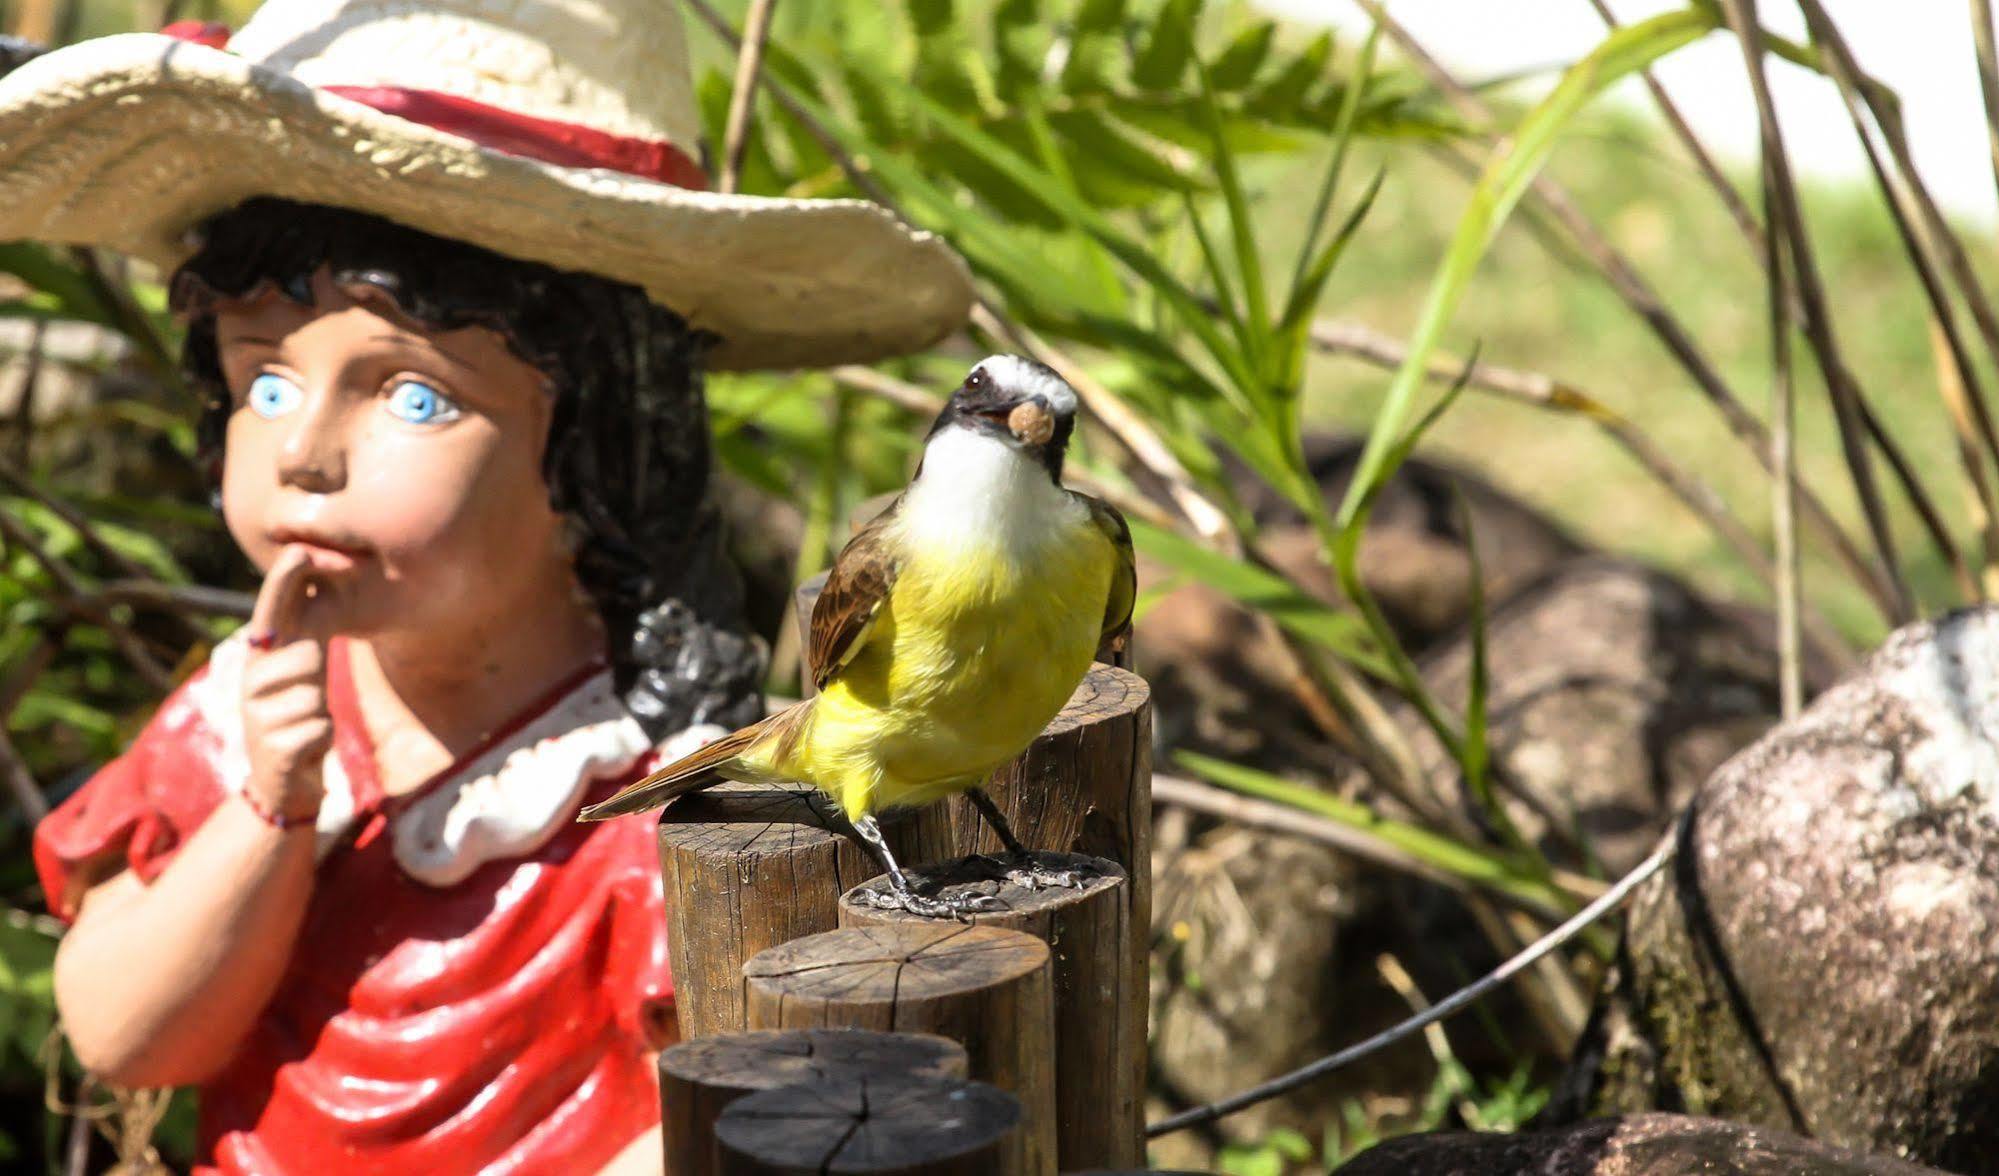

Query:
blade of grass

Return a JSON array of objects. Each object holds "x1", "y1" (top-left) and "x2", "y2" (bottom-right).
[
  {"x1": 1287, "y1": 26, "x2": 1380, "y2": 304},
  {"x1": 1190, "y1": 53, "x2": 1272, "y2": 381},
  {"x1": 1174, "y1": 751, "x2": 1577, "y2": 916},
  {"x1": 1324, "y1": 12, "x2": 1711, "y2": 797},
  {"x1": 1797, "y1": 0, "x2": 1999, "y2": 597},
  {"x1": 1584, "y1": 0, "x2": 1763, "y2": 257},
  {"x1": 1360, "y1": 0, "x2": 1899, "y2": 623},
  {"x1": 1976, "y1": 0, "x2": 1999, "y2": 212},
  {"x1": 1453, "y1": 486, "x2": 1497, "y2": 830},
  {"x1": 1333, "y1": 8, "x2": 1713, "y2": 533},
  {"x1": 1758, "y1": 103, "x2": 1805, "y2": 717},
  {"x1": 1149, "y1": 772, "x2": 1598, "y2": 920},
  {"x1": 1310, "y1": 318, "x2": 1851, "y2": 668},
  {"x1": 1722, "y1": 0, "x2": 1915, "y2": 623},
  {"x1": 1129, "y1": 518, "x2": 1388, "y2": 677}
]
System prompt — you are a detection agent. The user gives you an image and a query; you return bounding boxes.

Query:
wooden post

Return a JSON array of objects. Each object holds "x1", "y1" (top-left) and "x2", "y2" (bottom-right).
[
  {"x1": 839, "y1": 855, "x2": 1141, "y2": 1171},
  {"x1": 742, "y1": 924, "x2": 1058, "y2": 1176},
  {"x1": 660, "y1": 783, "x2": 952, "y2": 1039},
  {"x1": 715, "y1": 1074, "x2": 1022, "y2": 1176},
  {"x1": 661, "y1": 1028, "x2": 968, "y2": 1176}
]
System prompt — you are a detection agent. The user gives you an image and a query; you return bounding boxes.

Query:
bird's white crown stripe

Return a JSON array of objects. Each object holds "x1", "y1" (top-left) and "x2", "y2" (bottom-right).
[{"x1": 977, "y1": 354, "x2": 1078, "y2": 415}]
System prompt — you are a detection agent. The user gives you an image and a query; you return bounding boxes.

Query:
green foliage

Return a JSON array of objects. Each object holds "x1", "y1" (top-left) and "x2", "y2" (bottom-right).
[{"x1": 0, "y1": 910, "x2": 57, "y2": 1072}]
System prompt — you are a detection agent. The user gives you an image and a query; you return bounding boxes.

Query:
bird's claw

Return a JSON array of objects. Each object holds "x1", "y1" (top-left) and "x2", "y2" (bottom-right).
[{"x1": 858, "y1": 879, "x2": 1005, "y2": 921}]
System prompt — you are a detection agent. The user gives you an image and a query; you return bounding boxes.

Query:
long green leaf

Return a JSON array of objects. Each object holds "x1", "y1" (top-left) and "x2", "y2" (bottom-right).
[
  {"x1": 1129, "y1": 519, "x2": 1388, "y2": 676},
  {"x1": 1177, "y1": 751, "x2": 1576, "y2": 914},
  {"x1": 1192, "y1": 53, "x2": 1272, "y2": 383},
  {"x1": 1133, "y1": 0, "x2": 1203, "y2": 88},
  {"x1": 1209, "y1": 20, "x2": 1275, "y2": 90},
  {"x1": 1286, "y1": 26, "x2": 1380, "y2": 312},
  {"x1": 1334, "y1": 7, "x2": 1716, "y2": 533}
]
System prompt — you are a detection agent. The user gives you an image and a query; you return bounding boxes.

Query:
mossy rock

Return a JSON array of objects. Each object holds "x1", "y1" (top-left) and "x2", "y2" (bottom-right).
[
  {"x1": 1337, "y1": 1113, "x2": 1947, "y2": 1175},
  {"x1": 1551, "y1": 609, "x2": 1999, "y2": 1171}
]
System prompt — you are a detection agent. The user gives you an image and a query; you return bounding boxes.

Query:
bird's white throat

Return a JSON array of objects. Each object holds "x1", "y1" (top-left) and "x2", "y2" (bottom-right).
[{"x1": 901, "y1": 424, "x2": 1076, "y2": 555}]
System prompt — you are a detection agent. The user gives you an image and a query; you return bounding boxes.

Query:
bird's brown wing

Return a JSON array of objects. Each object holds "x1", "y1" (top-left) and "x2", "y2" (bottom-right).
[
  {"x1": 576, "y1": 705, "x2": 807, "y2": 820},
  {"x1": 1079, "y1": 491, "x2": 1137, "y2": 665},
  {"x1": 807, "y1": 497, "x2": 905, "y2": 692}
]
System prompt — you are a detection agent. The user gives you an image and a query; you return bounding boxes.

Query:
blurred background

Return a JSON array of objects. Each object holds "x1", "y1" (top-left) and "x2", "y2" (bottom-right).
[{"x1": 2, "y1": 0, "x2": 1995, "y2": 1172}]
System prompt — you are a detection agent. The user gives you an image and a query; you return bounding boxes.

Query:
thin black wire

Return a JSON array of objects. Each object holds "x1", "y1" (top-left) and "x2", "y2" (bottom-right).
[{"x1": 1146, "y1": 833, "x2": 1676, "y2": 1138}]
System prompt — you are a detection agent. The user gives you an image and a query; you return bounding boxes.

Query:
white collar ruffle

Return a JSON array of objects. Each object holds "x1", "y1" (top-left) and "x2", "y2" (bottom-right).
[{"x1": 188, "y1": 634, "x2": 722, "y2": 887}]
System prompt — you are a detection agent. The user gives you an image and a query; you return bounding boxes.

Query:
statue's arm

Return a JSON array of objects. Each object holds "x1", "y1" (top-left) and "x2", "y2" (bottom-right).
[
  {"x1": 52, "y1": 802, "x2": 318, "y2": 1088},
  {"x1": 594, "y1": 1114, "x2": 667, "y2": 1176}
]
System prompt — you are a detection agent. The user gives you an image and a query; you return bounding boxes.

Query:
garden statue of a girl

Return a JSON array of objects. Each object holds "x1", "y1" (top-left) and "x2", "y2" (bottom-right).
[{"x1": 0, "y1": 1, "x2": 971, "y2": 1171}]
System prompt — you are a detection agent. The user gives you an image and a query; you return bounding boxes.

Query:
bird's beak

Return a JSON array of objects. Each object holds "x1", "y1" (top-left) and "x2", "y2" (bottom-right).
[{"x1": 1007, "y1": 399, "x2": 1056, "y2": 445}]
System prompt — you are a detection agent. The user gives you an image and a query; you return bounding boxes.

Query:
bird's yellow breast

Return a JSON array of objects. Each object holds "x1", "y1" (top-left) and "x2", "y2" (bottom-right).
[{"x1": 776, "y1": 512, "x2": 1114, "y2": 819}]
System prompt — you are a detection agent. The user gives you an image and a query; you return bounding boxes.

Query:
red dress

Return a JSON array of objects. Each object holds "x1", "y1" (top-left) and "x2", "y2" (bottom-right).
[{"x1": 34, "y1": 634, "x2": 692, "y2": 1174}]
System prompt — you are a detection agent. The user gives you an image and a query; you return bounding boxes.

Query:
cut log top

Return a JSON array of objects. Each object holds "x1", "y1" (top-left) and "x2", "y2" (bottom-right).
[
  {"x1": 661, "y1": 1029, "x2": 972, "y2": 1176},
  {"x1": 715, "y1": 1074, "x2": 1021, "y2": 1175},
  {"x1": 656, "y1": 781, "x2": 854, "y2": 857},
  {"x1": 1036, "y1": 666, "x2": 1148, "y2": 741},
  {"x1": 743, "y1": 924, "x2": 1050, "y2": 1006},
  {"x1": 661, "y1": 1028, "x2": 968, "y2": 1093}
]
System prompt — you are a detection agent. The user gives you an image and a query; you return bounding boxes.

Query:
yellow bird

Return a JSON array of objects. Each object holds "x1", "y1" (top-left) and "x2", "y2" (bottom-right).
[{"x1": 580, "y1": 355, "x2": 1135, "y2": 915}]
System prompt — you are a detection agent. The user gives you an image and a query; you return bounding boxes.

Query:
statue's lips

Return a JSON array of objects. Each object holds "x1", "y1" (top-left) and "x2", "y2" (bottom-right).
[{"x1": 269, "y1": 529, "x2": 370, "y2": 573}]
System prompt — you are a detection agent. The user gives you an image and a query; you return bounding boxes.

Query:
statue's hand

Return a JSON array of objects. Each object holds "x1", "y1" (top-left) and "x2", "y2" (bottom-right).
[{"x1": 241, "y1": 545, "x2": 338, "y2": 825}]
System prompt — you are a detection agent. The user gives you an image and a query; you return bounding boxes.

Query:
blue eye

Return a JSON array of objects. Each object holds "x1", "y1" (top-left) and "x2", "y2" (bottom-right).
[
  {"x1": 246, "y1": 373, "x2": 303, "y2": 419},
  {"x1": 384, "y1": 380, "x2": 462, "y2": 426}
]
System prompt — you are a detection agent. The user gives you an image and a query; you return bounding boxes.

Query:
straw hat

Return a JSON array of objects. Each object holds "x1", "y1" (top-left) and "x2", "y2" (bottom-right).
[{"x1": 0, "y1": 1, "x2": 974, "y2": 370}]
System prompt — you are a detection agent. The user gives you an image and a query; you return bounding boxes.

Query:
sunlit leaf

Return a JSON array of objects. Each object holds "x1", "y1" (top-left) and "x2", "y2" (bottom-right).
[
  {"x1": 1208, "y1": 20, "x2": 1275, "y2": 91},
  {"x1": 1133, "y1": 0, "x2": 1204, "y2": 88}
]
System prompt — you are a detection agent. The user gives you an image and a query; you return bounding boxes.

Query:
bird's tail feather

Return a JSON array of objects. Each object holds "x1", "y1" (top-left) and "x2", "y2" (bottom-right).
[{"x1": 577, "y1": 706, "x2": 800, "y2": 821}]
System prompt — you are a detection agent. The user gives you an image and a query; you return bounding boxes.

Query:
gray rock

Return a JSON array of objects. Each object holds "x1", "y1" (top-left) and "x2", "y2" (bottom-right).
[
  {"x1": 1337, "y1": 1114, "x2": 1946, "y2": 1175},
  {"x1": 1399, "y1": 557, "x2": 1832, "y2": 873},
  {"x1": 1554, "y1": 608, "x2": 1999, "y2": 1172}
]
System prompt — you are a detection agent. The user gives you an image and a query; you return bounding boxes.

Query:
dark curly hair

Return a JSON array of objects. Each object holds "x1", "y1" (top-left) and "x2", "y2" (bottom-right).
[{"x1": 171, "y1": 197, "x2": 765, "y2": 739}]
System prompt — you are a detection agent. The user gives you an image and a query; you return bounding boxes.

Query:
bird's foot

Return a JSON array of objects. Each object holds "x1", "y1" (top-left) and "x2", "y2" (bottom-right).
[
  {"x1": 993, "y1": 852, "x2": 1099, "y2": 892},
  {"x1": 852, "y1": 871, "x2": 1005, "y2": 921}
]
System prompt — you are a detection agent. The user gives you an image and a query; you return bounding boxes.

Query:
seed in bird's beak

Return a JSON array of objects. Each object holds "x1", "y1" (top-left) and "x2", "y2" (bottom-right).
[{"x1": 1008, "y1": 401, "x2": 1055, "y2": 445}]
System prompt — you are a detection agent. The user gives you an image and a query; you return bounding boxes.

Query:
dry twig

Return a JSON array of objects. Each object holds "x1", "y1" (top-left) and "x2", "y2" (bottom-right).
[{"x1": 718, "y1": 0, "x2": 780, "y2": 195}]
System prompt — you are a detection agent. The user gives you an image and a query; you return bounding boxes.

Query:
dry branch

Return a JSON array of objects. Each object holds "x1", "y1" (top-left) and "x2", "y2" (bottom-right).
[{"x1": 718, "y1": 0, "x2": 779, "y2": 195}]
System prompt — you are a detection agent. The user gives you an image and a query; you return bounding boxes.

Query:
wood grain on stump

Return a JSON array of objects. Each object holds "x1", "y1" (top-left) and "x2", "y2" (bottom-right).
[
  {"x1": 660, "y1": 783, "x2": 952, "y2": 1039},
  {"x1": 743, "y1": 924, "x2": 1058, "y2": 1176},
  {"x1": 715, "y1": 1074, "x2": 1021, "y2": 1175},
  {"x1": 840, "y1": 855, "x2": 1141, "y2": 1171},
  {"x1": 661, "y1": 1028, "x2": 968, "y2": 1176}
]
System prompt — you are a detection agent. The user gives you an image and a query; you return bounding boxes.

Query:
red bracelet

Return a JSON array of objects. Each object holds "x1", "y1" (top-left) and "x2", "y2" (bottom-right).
[{"x1": 239, "y1": 789, "x2": 312, "y2": 832}]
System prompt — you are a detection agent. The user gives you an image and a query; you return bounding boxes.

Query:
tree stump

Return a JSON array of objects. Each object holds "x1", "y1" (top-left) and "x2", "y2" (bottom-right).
[
  {"x1": 715, "y1": 1074, "x2": 1022, "y2": 1175},
  {"x1": 661, "y1": 1028, "x2": 968, "y2": 1176},
  {"x1": 661, "y1": 783, "x2": 952, "y2": 1039},
  {"x1": 840, "y1": 855, "x2": 1141, "y2": 1171},
  {"x1": 742, "y1": 924, "x2": 1058, "y2": 1176}
]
